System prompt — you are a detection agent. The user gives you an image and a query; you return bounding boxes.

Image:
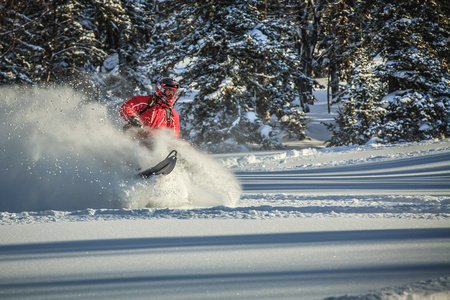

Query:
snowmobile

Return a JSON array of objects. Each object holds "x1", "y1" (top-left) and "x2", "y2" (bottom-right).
[
  {"x1": 137, "y1": 149, "x2": 177, "y2": 178},
  {"x1": 123, "y1": 124, "x2": 178, "y2": 179}
]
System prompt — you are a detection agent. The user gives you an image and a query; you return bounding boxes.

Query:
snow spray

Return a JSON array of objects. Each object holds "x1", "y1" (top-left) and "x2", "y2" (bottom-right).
[{"x1": 0, "y1": 86, "x2": 241, "y2": 212}]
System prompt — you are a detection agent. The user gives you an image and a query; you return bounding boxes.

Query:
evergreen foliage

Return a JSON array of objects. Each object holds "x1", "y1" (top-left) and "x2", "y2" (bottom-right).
[
  {"x1": 0, "y1": 0, "x2": 154, "y2": 98},
  {"x1": 328, "y1": 0, "x2": 450, "y2": 146},
  {"x1": 379, "y1": 90, "x2": 450, "y2": 143},
  {"x1": 326, "y1": 49, "x2": 387, "y2": 146},
  {"x1": 146, "y1": 0, "x2": 309, "y2": 152},
  {"x1": 319, "y1": 0, "x2": 362, "y2": 99},
  {"x1": 1, "y1": 0, "x2": 106, "y2": 84},
  {"x1": 1, "y1": 0, "x2": 449, "y2": 151}
]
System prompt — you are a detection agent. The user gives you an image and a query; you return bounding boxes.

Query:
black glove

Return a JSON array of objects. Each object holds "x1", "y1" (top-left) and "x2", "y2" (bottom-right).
[{"x1": 128, "y1": 116, "x2": 143, "y2": 128}]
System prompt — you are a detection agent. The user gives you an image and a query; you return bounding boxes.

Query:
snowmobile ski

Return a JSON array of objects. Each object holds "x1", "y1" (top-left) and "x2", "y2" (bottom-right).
[{"x1": 137, "y1": 150, "x2": 177, "y2": 179}]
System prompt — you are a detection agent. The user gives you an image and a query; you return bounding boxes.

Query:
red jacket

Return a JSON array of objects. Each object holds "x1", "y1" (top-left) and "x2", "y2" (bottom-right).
[{"x1": 119, "y1": 94, "x2": 180, "y2": 138}]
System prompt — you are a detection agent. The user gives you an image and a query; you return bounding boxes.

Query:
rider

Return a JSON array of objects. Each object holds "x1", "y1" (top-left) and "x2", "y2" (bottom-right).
[{"x1": 119, "y1": 77, "x2": 180, "y2": 139}]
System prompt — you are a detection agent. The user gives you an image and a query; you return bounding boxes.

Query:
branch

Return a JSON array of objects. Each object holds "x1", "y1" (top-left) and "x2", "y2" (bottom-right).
[
  {"x1": 0, "y1": 9, "x2": 51, "y2": 36},
  {"x1": 0, "y1": 9, "x2": 51, "y2": 59}
]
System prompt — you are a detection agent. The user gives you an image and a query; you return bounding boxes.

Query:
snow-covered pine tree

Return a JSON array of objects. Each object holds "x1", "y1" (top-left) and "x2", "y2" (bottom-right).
[
  {"x1": 287, "y1": 0, "x2": 325, "y2": 113},
  {"x1": 145, "y1": 0, "x2": 309, "y2": 152},
  {"x1": 0, "y1": 0, "x2": 107, "y2": 85},
  {"x1": 123, "y1": 1, "x2": 175, "y2": 95},
  {"x1": 326, "y1": 48, "x2": 387, "y2": 146},
  {"x1": 328, "y1": 0, "x2": 450, "y2": 145},
  {"x1": 1, "y1": 1, "x2": 51, "y2": 84},
  {"x1": 377, "y1": 89, "x2": 449, "y2": 143},
  {"x1": 0, "y1": 0, "x2": 152, "y2": 97},
  {"x1": 319, "y1": 0, "x2": 360, "y2": 102},
  {"x1": 92, "y1": 0, "x2": 158, "y2": 101},
  {"x1": 369, "y1": 0, "x2": 450, "y2": 142}
]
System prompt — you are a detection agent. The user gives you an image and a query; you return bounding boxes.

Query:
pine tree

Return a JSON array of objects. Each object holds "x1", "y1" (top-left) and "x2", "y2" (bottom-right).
[
  {"x1": 328, "y1": 0, "x2": 450, "y2": 145},
  {"x1": 327, "y1": 48, "x2": 387, "y2": 146},
  {"x1": 319, "y1": 0, "x2": 361, "y2": 102},
  {"x1": 288, "y1": 0, "x2": 324, "y2": 113},
  {"x1": 369, "y1": 0, "x2": 450, "y2": 142},
  {"x1": 1, "y1": 0, "x2": 107, "y2": 84},
  {"x1": 145, "y1": 0, "x2": 309, "y2": 152},
  {"x1": 93, "y1": 0, "x2": 158, "y2": 101},
  {"x1": 377, "y1": 89, "x2": 449, "y2": 143},
  {"x1": 1, "y1": 1, "x2": 50, "y2": 84}
]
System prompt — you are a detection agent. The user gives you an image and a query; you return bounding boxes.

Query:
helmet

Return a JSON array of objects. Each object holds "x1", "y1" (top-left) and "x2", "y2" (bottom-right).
[{"x1": 155, "y1": 77, "x2": 180, "y2": 107}]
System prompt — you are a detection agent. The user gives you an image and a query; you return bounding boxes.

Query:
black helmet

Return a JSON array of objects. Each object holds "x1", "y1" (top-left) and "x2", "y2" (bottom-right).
[{"x1": 155, "y1": 77, "x2": 180, "y2": 107}]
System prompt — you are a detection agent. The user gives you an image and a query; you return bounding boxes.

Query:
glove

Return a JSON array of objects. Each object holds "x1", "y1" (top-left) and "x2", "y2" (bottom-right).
[{"x1": 128, "y1": 116, "x2": 143, "y2": 128}]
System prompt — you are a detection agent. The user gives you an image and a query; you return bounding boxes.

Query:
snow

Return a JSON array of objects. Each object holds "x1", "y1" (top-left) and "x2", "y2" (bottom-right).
[
  {"x1": 1, "y1": 86, "x2": 449, "y2": 299},
  {"x1": 246, "y1": 27, "x2": 268, "y2": 43},
  {"x1": 258, "y1": 124, "x2": 273, "y2": 138},
  {"x1": 246, "y1": 111, "x2": 258, "y2": 123}
]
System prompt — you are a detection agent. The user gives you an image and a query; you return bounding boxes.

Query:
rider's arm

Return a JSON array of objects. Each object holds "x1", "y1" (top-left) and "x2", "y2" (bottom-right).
[{"x1": 119, "y1": 96, "x2": 149, "y2": 122}]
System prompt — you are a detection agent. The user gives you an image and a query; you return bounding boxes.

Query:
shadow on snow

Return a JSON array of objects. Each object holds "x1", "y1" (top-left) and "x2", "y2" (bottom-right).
[{"x1": 1, "y1": 228, "x2": 449, "y2": 260}]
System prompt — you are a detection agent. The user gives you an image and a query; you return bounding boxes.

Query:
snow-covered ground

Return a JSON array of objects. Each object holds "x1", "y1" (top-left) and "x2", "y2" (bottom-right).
[{"x1": 1, "y1": 87, "x2": 449, "y2": 299}]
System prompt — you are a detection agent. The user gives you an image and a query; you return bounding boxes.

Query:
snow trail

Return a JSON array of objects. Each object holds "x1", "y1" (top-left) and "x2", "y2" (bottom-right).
[{"x1": 0, "y1": 86, "x2": 240, "y2": 212}]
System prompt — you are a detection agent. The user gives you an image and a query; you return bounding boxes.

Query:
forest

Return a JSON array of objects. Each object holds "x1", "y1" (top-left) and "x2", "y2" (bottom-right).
[{"x1": 1, "y1": 0, "x2": 449, "y2": 152}]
